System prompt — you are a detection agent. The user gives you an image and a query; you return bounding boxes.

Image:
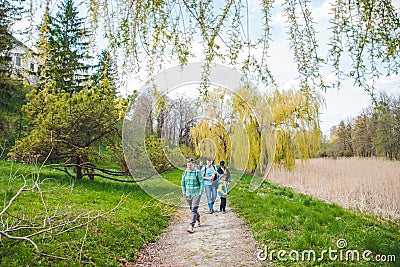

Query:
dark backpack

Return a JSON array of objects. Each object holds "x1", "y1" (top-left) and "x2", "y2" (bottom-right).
[
  {"x1": 204, "y1": 165, "x2": 219, "y2": 187},
  {"x1": 203, "y1": 165, "x2": 217, "y2": 179}
]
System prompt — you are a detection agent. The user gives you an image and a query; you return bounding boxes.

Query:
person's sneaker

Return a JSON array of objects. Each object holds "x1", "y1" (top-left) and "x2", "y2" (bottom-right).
[
  {"x1": 222, "y1": 210, "x2": 226, "y2": 214},
  {"x1": 195, "y1": 221, "x2": 201, "y2": 228},
  {"x1": 187, "y1": 226, "x2": 194, "y2": 233},
  {"x1": 209, "y1": 210, "x2": 214, "y2": 214}
]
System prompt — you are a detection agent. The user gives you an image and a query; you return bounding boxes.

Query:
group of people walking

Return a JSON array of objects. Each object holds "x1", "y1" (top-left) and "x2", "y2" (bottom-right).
[{"x1": 181, "y1": 157, "x2": 231, "y2": 233}]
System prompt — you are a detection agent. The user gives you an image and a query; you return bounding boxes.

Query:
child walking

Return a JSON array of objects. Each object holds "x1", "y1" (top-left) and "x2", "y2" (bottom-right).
[{"x1": 217, "y1": 174, "x2": 229, "y2": 213}]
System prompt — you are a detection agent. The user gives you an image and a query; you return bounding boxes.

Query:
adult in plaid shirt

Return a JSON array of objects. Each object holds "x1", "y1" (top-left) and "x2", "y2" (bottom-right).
[{"x1": 182, "y1": 158, "x2": 204, "y2": 233}]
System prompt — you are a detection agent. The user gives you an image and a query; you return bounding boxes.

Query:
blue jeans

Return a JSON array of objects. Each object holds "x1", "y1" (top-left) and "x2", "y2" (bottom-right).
[{"x1": 204, "y1": 184, "x2": 217, "y2": 211}]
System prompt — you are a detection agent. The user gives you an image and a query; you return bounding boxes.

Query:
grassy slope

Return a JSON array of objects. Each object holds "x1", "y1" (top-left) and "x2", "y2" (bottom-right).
[
  {"x1": 229, "y1": 171, "x2": 400, "y2": 266},
  {"x1": 0, "y1": 161, "x2": 176, "y2": 266}
]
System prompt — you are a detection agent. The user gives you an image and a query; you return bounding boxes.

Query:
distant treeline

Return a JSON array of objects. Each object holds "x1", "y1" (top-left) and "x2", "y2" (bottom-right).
[{"x1": 319, "y1": 93, "x2": 400, "y2": 160}]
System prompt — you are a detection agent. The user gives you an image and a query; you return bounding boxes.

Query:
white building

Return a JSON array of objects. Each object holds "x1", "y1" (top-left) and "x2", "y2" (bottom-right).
[{"x1": 9, "y1": 36, "x2": 38, "y2": 85}]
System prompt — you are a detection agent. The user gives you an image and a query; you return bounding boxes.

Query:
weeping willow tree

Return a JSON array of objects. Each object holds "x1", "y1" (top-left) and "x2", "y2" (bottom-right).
[
  {"x1": 189, "y1": 86, "x2": 233, "y2": 163},
  {"x1": 189, "y1": 83, "x2": 319, "y2": 173},
  {"x1": 266, "y1": 88, "x2": 322, "y2": 170},
  {"x1": 189, "y1": 85, "x2": 275, "y2": 174},
  {"x1": 231, "y1": 86, "x2": 265, "y2": 173},
  {"x1": 190, "y1": 118, "x2": 232, "y2": 164},
  {"x1": 231, "y1": 85, "x2": 321, "y2": 171}
]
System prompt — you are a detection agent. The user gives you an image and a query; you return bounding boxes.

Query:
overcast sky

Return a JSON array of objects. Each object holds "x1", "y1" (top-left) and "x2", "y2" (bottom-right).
[{"x1": 13, "y1": 0, "x2": 400, "y2": 135}]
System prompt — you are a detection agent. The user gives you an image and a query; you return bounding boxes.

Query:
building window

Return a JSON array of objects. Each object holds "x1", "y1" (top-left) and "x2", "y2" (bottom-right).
[
  {"x1": 30, "y1": 63, "x2": 35, "y2": 72},
  {"x1": 16, "y1": 56, "x2": 21, "y2": 66}
]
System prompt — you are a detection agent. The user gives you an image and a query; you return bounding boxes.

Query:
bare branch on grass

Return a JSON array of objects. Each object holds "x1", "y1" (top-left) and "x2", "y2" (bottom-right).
[
  {"x1": 0, "y1": 176, "x2": 129, "y2": 256},
  {"x1": 47, "y1": 162, "x2": 175, "y2": 182}
]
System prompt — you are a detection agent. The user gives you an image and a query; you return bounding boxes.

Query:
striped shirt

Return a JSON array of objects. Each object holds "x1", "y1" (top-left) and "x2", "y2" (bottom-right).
[{"x1": 182, "y1": 169, "x2": 204, "y2": 198}]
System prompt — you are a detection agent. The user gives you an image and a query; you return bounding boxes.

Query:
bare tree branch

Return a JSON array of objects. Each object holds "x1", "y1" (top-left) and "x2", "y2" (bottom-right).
[
  {"x1": 46, "y1": 163, "x2": 175, "y2": 182},
  {"x1": 0, "y1": 177, "x2": 32, "y2": 217},
  {"x1": 0, "y1": 178, "x2": 129, "y2": 255}
]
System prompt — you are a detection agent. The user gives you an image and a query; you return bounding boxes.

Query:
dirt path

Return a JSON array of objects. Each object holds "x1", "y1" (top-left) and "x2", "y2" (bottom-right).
[{"x1": 135, "y1": 198, "x2": 264, "y2": 267}]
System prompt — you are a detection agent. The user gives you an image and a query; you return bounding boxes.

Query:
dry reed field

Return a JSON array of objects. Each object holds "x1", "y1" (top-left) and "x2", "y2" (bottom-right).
[{"x1": 268, "y1": 157, "x2": 400, "y2": 219}]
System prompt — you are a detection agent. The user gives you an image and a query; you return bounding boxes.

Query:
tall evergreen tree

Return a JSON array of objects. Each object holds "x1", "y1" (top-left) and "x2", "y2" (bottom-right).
[
  {"x1": 0, "y1": 0, "x2": 23, "y2": 91},
  {"x1": 0, "y1": 0, "x2": 22, "y2": 74},
  {"x1": 43, "y1": 0, "x2": 91, "y2": 94},
  {"x1": 0, "y1": 0, "x2": 25, "y2": 152},
  {"x1": 35, "y1": 2, "x2": 53, "y2": 91},
  {"x1": 91, "y1": 49, "x2": 118, "y2": 96}
]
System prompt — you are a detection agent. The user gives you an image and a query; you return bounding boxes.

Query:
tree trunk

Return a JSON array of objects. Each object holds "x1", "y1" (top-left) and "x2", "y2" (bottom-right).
[{"x1": 75, "y1": 157, "x2": 83, "y2": 179}]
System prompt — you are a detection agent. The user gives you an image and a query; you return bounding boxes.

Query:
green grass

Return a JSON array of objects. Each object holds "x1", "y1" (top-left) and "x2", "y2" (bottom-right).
[
  {"x1": 0, "y1": 160, "x2": 179, "y2": 266},
  {"x1": 162, "y1": 168, "x2": 183, "y2": 185},
  {"x1": 4, "y1": 162, "x2": 398, "y2": 266},
  {"x1": 229, "y1": 171, "x2": 400, "y2": 266}
]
